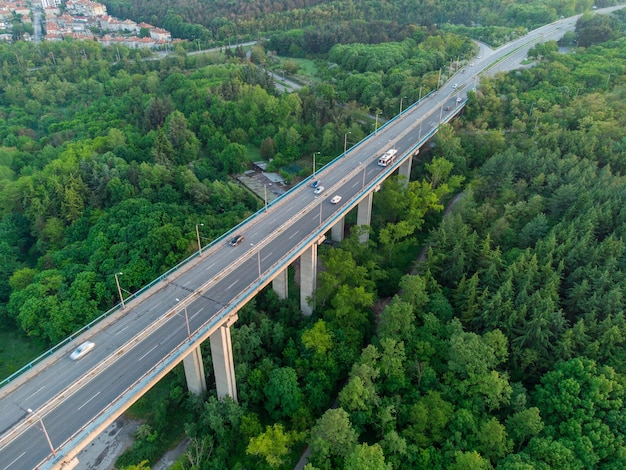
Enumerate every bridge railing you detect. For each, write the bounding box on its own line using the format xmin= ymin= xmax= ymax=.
xmin=0 ymin=90 xmax=438 ymax=389
xmin=37 ymin=97 xmax=452 ymax=467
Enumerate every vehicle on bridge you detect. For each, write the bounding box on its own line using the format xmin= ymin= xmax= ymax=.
xmin=311 ymin=180 xmax=321 ymax=188
xmin=2 ymin=19 xmax=578 ymax=464
xmin=377 ymin=148 xmax=398 ymax=167
xmin=229 ymin=234 xmax=245 ymax=246
xmin=314 ymin=186 xmax=325 ymax=195
xmin=70 ymin=341 xmax=95 ymax=360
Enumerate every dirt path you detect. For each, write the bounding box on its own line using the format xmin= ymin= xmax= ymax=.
xmin=151 ymin=438 xmax=190 ymax=470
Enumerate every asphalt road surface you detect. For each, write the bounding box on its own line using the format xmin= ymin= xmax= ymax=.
xmin=1 ymin=7 xmax=623 ymax=469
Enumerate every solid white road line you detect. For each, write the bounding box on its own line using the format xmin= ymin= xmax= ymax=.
xmin=78 ymin=391 xmax=101 ymax=411
xmin=138 ymin=345 xmax=158 ymax=362
xmin=4 ymin=451 xmax=26 ymax=469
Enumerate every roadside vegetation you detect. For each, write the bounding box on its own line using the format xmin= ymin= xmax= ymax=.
xmin=0 ymin=15 xmax=475 ymax=358
xmin=1 ymin=1 xmax=626 ymax=469
xmin=101 ymin=0 xmax=619 ymax=47
xmin=130 ymin=10 xmax=626 ymax=469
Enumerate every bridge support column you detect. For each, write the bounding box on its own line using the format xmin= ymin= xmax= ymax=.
xmin=300 ymin=244 xmax=317 ymax=316
xmin=210 ymin=315 xmax=238 ymax=401
xmin=399 ymin=156 xmax=412 ymax=187
xmin=331 ymin=217 xmax=345 ymax=242
xmin=357 ymin=192 xmax=373 ymax=243
xmin=183 ymin=345 xmax=207 ymax=395
xmin=272 ymin=269 xmax=288 ymax=300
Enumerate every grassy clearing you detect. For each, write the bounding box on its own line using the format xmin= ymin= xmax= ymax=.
xmin=246 ymin=143 xmax=261 ymax=162
xmin=288 ymin=57 xmax=318 ymax=76
xmin=0 ymin=329 xmax=47 ymax=381
xmin=278 ymin=56 xmax=320 ymax=86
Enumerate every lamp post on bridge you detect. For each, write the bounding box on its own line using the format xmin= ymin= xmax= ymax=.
xmin=319 ymin=202 xmax=322 ymax=226
xmin=313 ymin=151 xmax=321 ymax=177
xmin=400 ymin=96 xmax=407 ymax=114
xmin=344 ymin=132 xmax=351 ymax=155
xmin=196 ymin=223 xmax=204 ymax=254
xmin=175 ymin=298 xmax=191 ymax=339
xmin=360 ymin=162 xmax=366 ymax=189
xmin=27 ymin=408 xmax=56 ymax=457
xmin=115 ymin=272 xmax=125 ymax=309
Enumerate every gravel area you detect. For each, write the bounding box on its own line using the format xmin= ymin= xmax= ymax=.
xmin=75 ymin=417 xmax=189 ymax=469
xmin=75 ymin=417 xmax=140 ymax=470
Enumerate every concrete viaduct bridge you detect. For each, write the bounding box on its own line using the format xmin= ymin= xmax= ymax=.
xmin=0 ymin=11 xmax=597 ymax=468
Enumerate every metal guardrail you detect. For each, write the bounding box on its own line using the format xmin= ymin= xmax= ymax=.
xmin=0 ymin=90 xmax=437 ymax=390
xmin=40 ymin=226 xmax=334 ymax=467
xmin=24 ymin=91 xmax=449 ymax=467
xmin=1 ymin=5 xmax=576 ymax=390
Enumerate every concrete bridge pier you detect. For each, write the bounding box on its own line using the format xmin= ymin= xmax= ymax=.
xmin=357 ymin=192 xmax=373 ymax=243
xmin=183 ymin=345 xmax=207 ymax=395
xmin=331 ymin=217 xmax=345 ymax=242
xmin=300 ymin=244 xmax=318 ymax=316
xmin=209 ymin=314 xmax=239 ymax=401
xmin=272 ymin=269 xmax=288 ymax=299
xmin=399 ymin=154 xmax=413 ymax=186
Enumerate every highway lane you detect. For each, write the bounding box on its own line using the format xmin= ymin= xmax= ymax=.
xmin=1 ymin=308 xmax=194 ymax=468
xmin=2 ymin=7 xmax=624 ymax=468
xmin=0 ymin=52 xmax=536 ymax=470
xmin=0 ymin=107 xmax=425 ymax=468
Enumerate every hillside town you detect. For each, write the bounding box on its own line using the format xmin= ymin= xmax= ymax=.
xmin=0 ymin=0 xmax=173 ymax=49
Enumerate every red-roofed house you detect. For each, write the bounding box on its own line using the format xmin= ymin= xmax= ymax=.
xmin=150 ymin=28 xmax=171 ymax=41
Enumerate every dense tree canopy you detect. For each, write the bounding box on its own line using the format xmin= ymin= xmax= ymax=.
xmin=3 ymin=4 xmax=626 ymax=470
xmin=0 ymin=42 xmax=312 ymax=346
xmin=101 ymin=0 xmax=617 ymax=44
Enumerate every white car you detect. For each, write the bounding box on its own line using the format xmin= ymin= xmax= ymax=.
xmin=453 ymin=83 xmax=458 ymax=89
xmin=330 ymin=195 xmax=342 ymax=204
xmin=314 ymin=186 xmax=325 ymax=195
xmin=456 ymin=97 xmax=462 ymax=103
xmin=70 ymin=341 xmax=95 ymax=360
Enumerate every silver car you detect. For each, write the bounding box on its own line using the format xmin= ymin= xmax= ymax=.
xmin=70 ymin=341 xmax=95 ymax=360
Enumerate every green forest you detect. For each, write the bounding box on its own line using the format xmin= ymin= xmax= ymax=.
xmin=100 ymin=0 xmax=618 ymax=45
xmin=2 ymin=1 xmax=626 ymax=469
xmin=0 ymin=14 xmax=483 ymax=352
